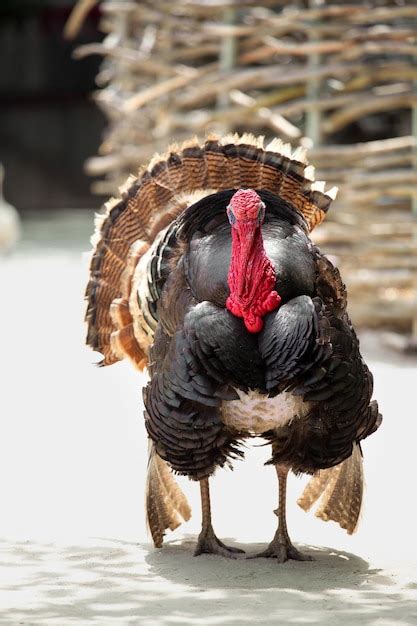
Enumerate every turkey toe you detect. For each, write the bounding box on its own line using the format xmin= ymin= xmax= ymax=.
xmin=194 ymin=531 xmax=245 ymax=558
xmin=248 ymin=541 xmax=314 ymax=563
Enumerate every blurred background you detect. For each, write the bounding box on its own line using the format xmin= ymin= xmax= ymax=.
xmin=1 ymin=2 xmax=417 ymax=622
xmin=0 ymin=0 xmax=104 ymax=210
xmin=1 ymin=0 xmax=416 ymax=338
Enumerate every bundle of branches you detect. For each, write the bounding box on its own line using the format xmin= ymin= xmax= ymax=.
xmin=312 ymin=136 xmax=417 ymax=331
xmin=74 ymin=0 xmax=417 ymax=335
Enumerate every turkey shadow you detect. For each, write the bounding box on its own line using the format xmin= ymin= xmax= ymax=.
xmin=145 ymin=534 xmax=381 ymax=592
xmin=143 ymin=537 xmax=416 ymax=625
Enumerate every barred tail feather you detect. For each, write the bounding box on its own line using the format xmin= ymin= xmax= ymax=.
xmin=146 ymin=441 xmax=192 ymax=548
xmin=297 ymin=443 xmax=363 ymax=535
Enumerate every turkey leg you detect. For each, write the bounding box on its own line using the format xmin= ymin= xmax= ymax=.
xmin=194 ymin=477 xmax=245 ymax=558
xmin=248 ymin=465 xmax=313 ymax=562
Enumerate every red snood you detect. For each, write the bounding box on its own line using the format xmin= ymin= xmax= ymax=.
xmin=226 ymin=222 xmax=281 ymax=332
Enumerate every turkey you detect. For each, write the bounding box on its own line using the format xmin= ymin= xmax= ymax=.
xmin=0 ymin=164 xmax=20 ymax=254
xmin=85 ymin=134 xmax=381 ymax=561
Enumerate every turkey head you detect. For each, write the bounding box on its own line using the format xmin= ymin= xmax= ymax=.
xmin=226 ymin=189 xmax=281 ymax=333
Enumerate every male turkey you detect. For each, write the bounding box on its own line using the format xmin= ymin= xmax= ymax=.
xmin=85 ymin=134 xmax=381 ymax=561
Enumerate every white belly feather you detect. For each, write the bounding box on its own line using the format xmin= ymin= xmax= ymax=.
xmin=221 ymin=389 xmax=309 ymax=435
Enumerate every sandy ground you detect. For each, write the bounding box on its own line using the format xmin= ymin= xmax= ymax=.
xmin=0 ymin=212 xmax=416 ymax=625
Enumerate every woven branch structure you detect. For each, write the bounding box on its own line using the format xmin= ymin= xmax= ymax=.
xmin=77 ymin=0 xmax=417 ymax=333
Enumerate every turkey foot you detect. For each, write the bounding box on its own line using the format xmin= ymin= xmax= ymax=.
xmin=194 ymin=526 xmax=245 ymax=558
xmin=195 ymin=477 xmax=245 ymax=558
xmin=248 ymin=531 xmax=313 ymax=562
xmin=248 ymin=464 xmax=313 ymax=563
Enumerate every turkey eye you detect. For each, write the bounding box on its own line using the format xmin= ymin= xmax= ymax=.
xmin=227 ymin=206 xmax=236 ymax=225
xmin=258 ymin=202 xmax=265 ymax=223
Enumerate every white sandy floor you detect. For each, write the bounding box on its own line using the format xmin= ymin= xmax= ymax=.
xmin=0 ymin=215 xmax=416 ymax=625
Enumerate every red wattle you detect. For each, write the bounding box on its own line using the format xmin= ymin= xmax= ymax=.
xmin=226 ymin=218 xmax=281 ymax=333
xmin=244 ymin=314 xmax=263 ymax=333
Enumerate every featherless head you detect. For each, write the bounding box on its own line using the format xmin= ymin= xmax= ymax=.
xmin=226 ymin=188 xmax=281 ymax=333
xmin=227 ymin=189 xmax=265 ymax=225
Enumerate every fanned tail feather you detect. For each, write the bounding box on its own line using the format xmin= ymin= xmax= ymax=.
xmin=85 ymin=134 xmax=337 ymax=367
xmin=146 ymin=441 xmax=192 ymax=548
xmin=297 ymin=443 xmax=363 ymax=535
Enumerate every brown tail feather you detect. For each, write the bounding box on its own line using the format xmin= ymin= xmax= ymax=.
xmin=146 ymin=441 xmax=192 ymax=548
xmin=85 ymin=133 xmax=337 ymax=366
xmin=297 ymin=443 xmax=364 ymax=535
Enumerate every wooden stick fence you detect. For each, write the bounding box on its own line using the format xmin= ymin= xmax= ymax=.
xmin=73 ymin=0 xmax=417 ymax=337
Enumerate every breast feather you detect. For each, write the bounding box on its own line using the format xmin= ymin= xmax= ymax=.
xmin=221 ymin=389 xmax=309 ymax=435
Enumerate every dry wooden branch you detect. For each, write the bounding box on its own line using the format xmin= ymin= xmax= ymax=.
xmin=64 ymin=0 xmax=98 ymax=40
xmin=324 ymin=94 xmax=417 ymax=133
xmin=177 ymin=62 xmax=364 ymax=110
xmin=123 ymin=72 xmax=200 ymax=112
xmin=229 ymin=90 xmax=301 ymax=138
xmin=74 ymin=44 xmax=189 ymax=78
xmin=311 ymin=136 xmax=416 ymax=160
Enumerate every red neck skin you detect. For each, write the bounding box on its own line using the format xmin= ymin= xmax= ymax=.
xmin=226 ymin=220 xmax=281 ymax=332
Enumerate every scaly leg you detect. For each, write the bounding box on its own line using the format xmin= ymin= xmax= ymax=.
xmin=194 ymin=477 xmax=245 ymax=558
xmin=249 ymin=465 xmax=313 ymax=562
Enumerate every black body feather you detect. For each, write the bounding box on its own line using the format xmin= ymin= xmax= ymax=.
xmin=143 ymin=189 xmax=380 ymax=479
